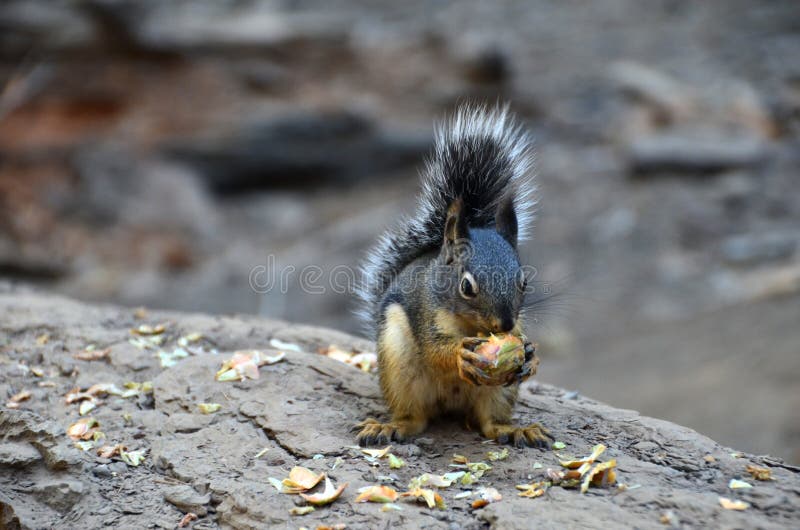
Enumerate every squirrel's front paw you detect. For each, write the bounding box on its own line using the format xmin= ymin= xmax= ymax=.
xmin=458 ymin=348 xmax=495 ymax=386
xmin=514 ymin=340 xmax=539 ymax=385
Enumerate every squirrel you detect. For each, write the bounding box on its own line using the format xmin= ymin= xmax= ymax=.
xmin=354 ymin=104 xmax=552 ymax=448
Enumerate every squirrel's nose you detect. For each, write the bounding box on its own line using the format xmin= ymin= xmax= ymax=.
xmin=496 ymin=316 xmax=515 ymax=333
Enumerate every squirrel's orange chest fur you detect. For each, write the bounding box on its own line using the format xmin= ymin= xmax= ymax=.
xmin=377 ymin=303 xmax=517 ymax=427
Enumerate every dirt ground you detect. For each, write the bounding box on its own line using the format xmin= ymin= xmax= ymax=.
xmin=2 ymin=286 xmax=799 ymax=529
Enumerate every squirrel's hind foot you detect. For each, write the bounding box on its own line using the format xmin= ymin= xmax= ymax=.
xmin=484 ymin=422 xmax=554 ymax=449
xmin=354 ymin=417 xmax=425 ymax=446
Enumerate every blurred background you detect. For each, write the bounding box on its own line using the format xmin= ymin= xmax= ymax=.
xmin=1 ymin=1 xmax=798 ymax=463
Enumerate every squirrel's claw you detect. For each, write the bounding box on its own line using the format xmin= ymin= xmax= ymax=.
xmin=490 ymin=423 xmax=554 ymax=449
xmin=461 ymin=337 xmax=486 ymax=350
xmin=458 ymin=349 xmax=493 ymax=386
xmin=355 ymin=418 xmax=406 ymax=446
xmin=523 ymin=340 xmax=536 ymax=361
xmin=514 ymin=340 xmax=539 ymax=385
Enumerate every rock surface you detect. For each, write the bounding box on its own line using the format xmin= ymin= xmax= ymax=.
xmin=1 ymin=288 xmax=799 ymax=529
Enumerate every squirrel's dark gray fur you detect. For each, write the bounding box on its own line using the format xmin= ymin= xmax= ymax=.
xmin=356 ymin=104 xmax=536 ymax=334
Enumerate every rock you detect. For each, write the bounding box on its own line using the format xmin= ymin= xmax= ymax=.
xmin=0 ymin=493 xmax=21 ymax=530
xmin=72 ymin=146 xmax=218 ymax=237
xmin=32 ymin=480 xmax=85 ymax=512
xmin=1 ymin=292 xmax=800 ymax=529
xmin=163 ymin=413 xmax=214 ymax=434
xmin=628 ymin=133 xmax=768 ymax=174
xmin=609 ymin=61 xmax=694 ymax=120
xmin=109 ymin=341 xmax=156 ymax=372
xmin=0 ymin=1 xmax=96 ymax=54
xmin=0 ymin=442 xmax=41 ymax=467
xmin=164 ymin=109 xmax=429 ymax=193
xmin=108 ymin=462 xmax=127 ymax=475
xmin=0 ymin=409 xmax=79 ymax=470
xmin=92 ymin=464 xmax=112 ymax=478
xmin=720 ymin=233 xmax=796 ymax=266
xmin=89 ymin=2 xmax=343 ymax=52
xmin=455 ymin=36 xmax=511 ymax=85
xmin=163 ymin=484 xmax=211 ymax=516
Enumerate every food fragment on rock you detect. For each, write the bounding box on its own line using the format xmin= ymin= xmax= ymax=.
xmin=36 ymin=333 xmax=50 ymax=345
xmin=120 ymin=448 xmax=147 ymax=466
xmin=381 ymin=503 xmax=403 ymax=512
xmin=552 ymin=441 xmax=566 ymax=450
xmin=450 ymin=455 xmax=492 ymax=479
xmin=74 ymin=440 xmax=94 ymax=451
xmin=554 ymin=443 xmax=618 ymax=493
xmin=454 ymin=491 xmax=473 ymax=499
xmin=388 ymin=453 xmax=405 ymax=469
xmin=703 ymin=455 xmax=716 ymax=463
xmin=360 ymin=446 xmax=392 ymax=459
xmin=560 ymin=444 xmax=606 ymax=469
xmin=442 ymin=471 xmax=466 ymax=484
xmin=73 ymin=347 xmax=111 ymax=361
xmin=409 ymin=474 xmax=454 ymax=489
xmin=516 ymin=481 xmax=548 ymax=498
xmin=123 ymin=381 xmax=153 ymax=395
xmin=471 ymin=487 xmax=501 ymax=509
xmin=745 ymin=465 xmax=772 ymax=481
xmin=719 ymin=497 xmax=749 ymax=511
xmin=5 ymin=390 xmax=31 ymax=408
xmin=79 ymin=401 xmax=97 ymax=416
xmin=289 ymin=506 xmax=316 ymax=515
xmin=319 ymin=345 xmax=378 ymax=373
xmin=400 ymin=488 xmax=445 ymax=509
xmin=254 ymin=448 xmax=269 ymax=459
xmin=268 ymin=477 xmax=284 ymax=492
xmin=355 ymin=485 xmax=399 ymax=503
xmin=177 ymin=332 xmax=204 ymax=347
xmin=452 ymin=454 xmax=469 ymax=465
xmin=159 ymin=348 xmax=189 ymax=368
xmin=460 ymin=472 xmax=476 ymax=485
xmin=178 ymin=512 xmax=198 ymax=527
xmin=299 ymin=476 xmax=348 ymax=506
xmin=96 ymin=444 xmax=125 ymax=459
xmin=270 ymin=338 xmax=303 ymax=352
xmin=67 ymin=417 xmax=99 ymax=440
xmin=280 ymin=467 xmax=325 ymax=493
xmin=580 ymin=459 xmax=617 ymax=493
xmin=197 ymin=403 xmax=221 ymax=414
xmin=65 ymin=381 xmax=150 ymax=408
xmin=728 ymin=478 xmax=753 ymax=489
xmin=130 ymin=323 xmax=167 ymax=336
xmin=487 ymin=448 xmax=509 ymax=461
xmin=660 ymin=510 xmax=679 ymax=526
xmin=215 ymin=350 xmax=285 ymax=381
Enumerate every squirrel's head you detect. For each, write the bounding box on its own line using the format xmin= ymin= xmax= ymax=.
xmin=437 ymin=198 xmax=526 ymax=334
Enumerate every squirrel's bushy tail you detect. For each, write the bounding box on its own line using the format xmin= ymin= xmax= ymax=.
xmin=356 ymin=104 xmax=536 ymax=332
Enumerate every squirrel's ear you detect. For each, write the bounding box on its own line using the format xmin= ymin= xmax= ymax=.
xmin=443 ymin=199 xmax=469 ymax=262
xmin=495 ymin=194 xmax=518 ymax=248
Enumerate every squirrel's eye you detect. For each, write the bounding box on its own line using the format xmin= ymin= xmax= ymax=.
xmin=459 ymin=272 xmax=478 ymax=299
xmin=516 ymin=270 xmax=528 ymax=292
